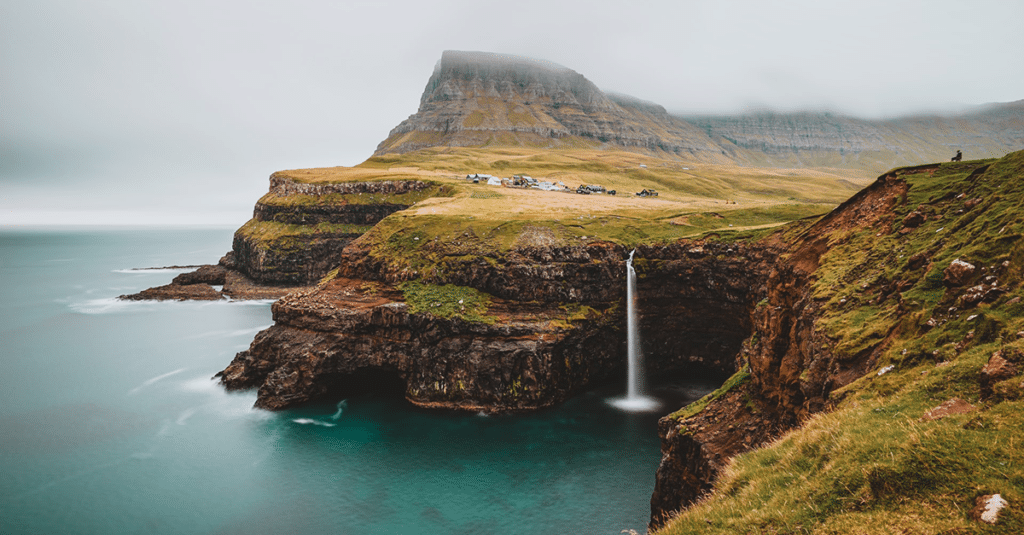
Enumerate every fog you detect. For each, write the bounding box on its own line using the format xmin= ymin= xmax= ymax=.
xmin=2 ymin=0 xmax=1022 ymax=225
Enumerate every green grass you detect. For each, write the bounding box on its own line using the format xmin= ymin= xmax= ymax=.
xmin=357 ymin=146 xmax=867 ymax=204
xmin=398 ymin=280 xmax=495 ymax=324
xmin=668 ymin=364 xmax=751 ymax=424
xmin=656 ymin=151 xmax=1024 ymax=534
xmin=236 ymin=219 xmax=372 ymax=244
xmin=663 ymin=392 xmax=1024 ymax=534
xmin=257 ymin=183 xmax=455 ymax=208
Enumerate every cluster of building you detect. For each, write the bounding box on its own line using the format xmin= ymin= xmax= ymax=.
xmin=463 ymin=173 xmax=657 ymax=197
xmin=464 ymin=173 xmax=567 ymax=191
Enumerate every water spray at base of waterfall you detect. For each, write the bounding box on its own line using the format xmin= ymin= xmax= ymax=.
xmin=608 ymin=249 xmax=661 ymax=413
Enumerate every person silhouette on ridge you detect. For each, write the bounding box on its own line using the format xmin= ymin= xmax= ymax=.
xmin=951 ymin=149 xmax=963 ymax=162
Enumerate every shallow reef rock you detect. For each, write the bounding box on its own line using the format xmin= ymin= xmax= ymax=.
xmin=118 ymin=263 xmax=308 ymax=302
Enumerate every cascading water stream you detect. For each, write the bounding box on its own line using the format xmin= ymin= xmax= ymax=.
xmin=609 ymin=249 xmax=660 ymax=412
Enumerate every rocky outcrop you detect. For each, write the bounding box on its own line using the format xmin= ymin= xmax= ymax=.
xmin=119 ymin=282 xmax=223 ymax=301
xmin=217 ymin=279 xmax=623 ymax=411
xmin=118 ymin=263 xmax=308 ymax=301
xmin=217 ymin=239 xmax=778 ymax=412
xmin=227 ymin=177 xmax=441 ymax=286
xmin=227 ymin=228 xmax=362 ymax=286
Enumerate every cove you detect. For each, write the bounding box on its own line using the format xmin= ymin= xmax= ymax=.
xmin=0 ymin=227 xmax=720 ymax=535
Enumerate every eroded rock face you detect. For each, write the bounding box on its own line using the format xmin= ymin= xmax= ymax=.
xmin=229 ymin=230 xmax=360 ymax=286
xmin=217 ymin=241 xmax=776 ymax=413
xmin=649 ymin=169 xmax=915 ymax=530
xmin=650 ymin=384 xmax=789 ymax=528
xmin=218 ymin=279 xmax=623 ymax=411
xmin=228 ymin=178 xmax=435 ymax=286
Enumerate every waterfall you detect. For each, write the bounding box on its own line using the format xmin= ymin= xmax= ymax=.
xmin=626 ymin=249 xmax=644 ymax=398
xmin=610 ymin=249 xmax=660 ymax=412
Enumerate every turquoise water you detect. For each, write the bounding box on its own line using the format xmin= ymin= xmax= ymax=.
xmin=0 ymin=228 xmax=714 ymax=534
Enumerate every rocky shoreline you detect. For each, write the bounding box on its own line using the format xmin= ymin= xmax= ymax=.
xmin=119 ymin=262 xmax=309 ymax=302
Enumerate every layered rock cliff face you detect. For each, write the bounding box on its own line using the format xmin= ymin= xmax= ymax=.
xmin=218 ymin=238 xmax=778 ymax=412
xmin=224 ymin=175 xmax=444 ymax=286
xmin=648 ymin=168 xmax=913 ymax=528
xmin=685 ymin=101 xmax=1024 ymax=174
xmin=648 ymin=153 xmax=1024 ymax=530
xmin=374 ymin=50 xmax=731 ymax=161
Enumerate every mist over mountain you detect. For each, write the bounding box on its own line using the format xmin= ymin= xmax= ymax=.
xmin=375 ymin=51 xmax=1024 ymax=175
xmin=685 ymin=101 xmax=1024 ymax=172
xmin=374 ymin=51 xmax=733 ymax=163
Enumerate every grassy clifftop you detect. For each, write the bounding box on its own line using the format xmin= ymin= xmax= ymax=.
xmin=245 ymin=146 xmax=863 ymax=283
xmin=657 ymin=151 xmax=1024 ymax=533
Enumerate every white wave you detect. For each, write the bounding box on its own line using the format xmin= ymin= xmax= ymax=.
xmin=112 ymin=267 xmax=198 ymax=274
xmin=292 ymin=418 xmax=336 ymax=427
xmin=128 ymin=368 xmax=188 ymax=395
xmin=179 ymin=375 xmax=270 ymax=421
xmin=222 ymin=298 xmax=278 ymax=306
xmin=69 ymin=296 xmax=274 ymax=315
xmin=181 ymin=375 xmax=220 ymax=393
xmin=330 ymin=400 xmax=348 ymax=420
xmin=70 ymin=297 xmax=170 ymax=314
xmin=185 ymin=324 xmax=272 ymax=340
xmin=176 ymin=407 xmax=198 ymax=425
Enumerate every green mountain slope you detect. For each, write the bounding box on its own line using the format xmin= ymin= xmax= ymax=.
xmin=655 ymin=151 xmax=1024 ymax=534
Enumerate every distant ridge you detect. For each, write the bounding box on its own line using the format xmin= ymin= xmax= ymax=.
xmin=685 ymin=101 xmax=1024 ymax=172
xmin=375 ymin=51 xmax=1024 ymax=175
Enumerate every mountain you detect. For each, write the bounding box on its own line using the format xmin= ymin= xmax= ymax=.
xmin=376 ymin=51 xmax=1024 ymax=176
xmin=686 ymin=101 xmax=1024 ymax=173
xmin=374 ymin=50 xmax=733 ymax=163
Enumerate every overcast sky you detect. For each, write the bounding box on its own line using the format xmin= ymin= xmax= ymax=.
xmin=3 ymin=0 xmax=1022 ymax=225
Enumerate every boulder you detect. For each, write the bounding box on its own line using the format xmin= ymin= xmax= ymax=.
xmin=901 ymin=210 xmax=926 ymax=229
xmin=980 ymin=350 xmax=1020 ymax=400
xmin=943 ymin=259 xmax=976 ymax=287
xmin=970 ymin=494 xmax=1008 ymax=524
xmin=920 ymin=398 xmax=977 ymax=421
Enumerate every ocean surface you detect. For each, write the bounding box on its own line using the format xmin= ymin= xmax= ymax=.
xmin=0 ymin=227 xmax=716 ymax=535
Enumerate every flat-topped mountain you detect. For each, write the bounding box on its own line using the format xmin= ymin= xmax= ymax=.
xmin=375 ymin=51 xmax=732 ymax=162
xmin=376 ymin=51 xmax=1024 ymax=176
xmin=688 ymin=101 xmax=1024 ymax=172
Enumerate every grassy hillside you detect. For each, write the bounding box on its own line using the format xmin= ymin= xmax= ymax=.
xmin=657 ymin=152 xmax=1024 ymax=533
xmin=274 ymin=147 xmax=868 ymax=272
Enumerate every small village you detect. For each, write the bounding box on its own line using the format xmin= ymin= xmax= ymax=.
xmin=464 ymin=173 xmax=658 ymax=197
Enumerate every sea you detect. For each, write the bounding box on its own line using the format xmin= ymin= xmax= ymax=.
xmin=0 ymin=226 xmax=717 ymax=535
